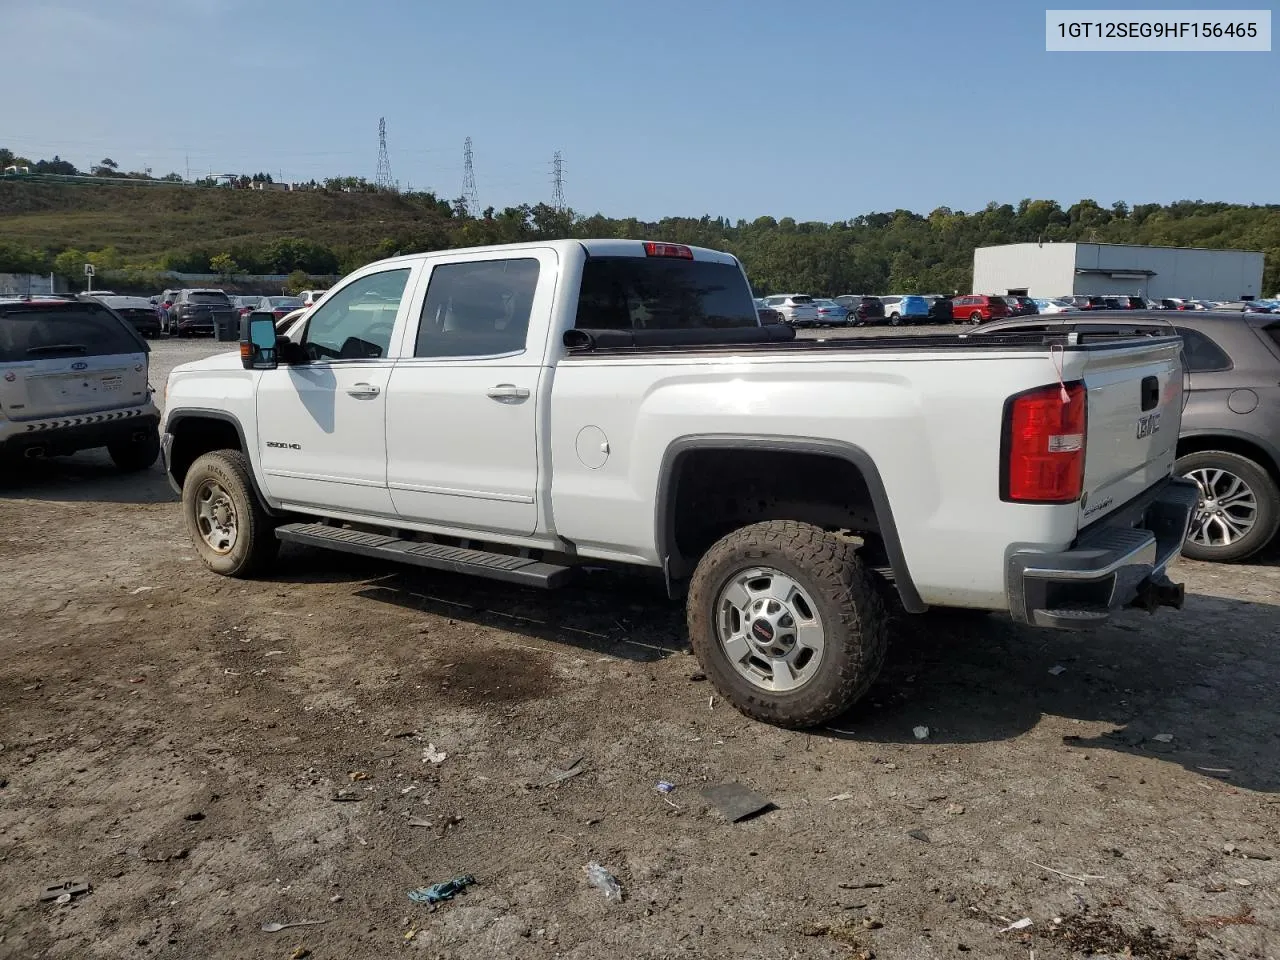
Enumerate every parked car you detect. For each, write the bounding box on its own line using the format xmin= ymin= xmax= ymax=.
xmin=833 ymin=295 xmax=886 ymax=326
xmin=811 ymin=299 xmax=849 ymax=326
xmin=879 ymin=295 xmax=930 ymax=325
xmin=89 ymin=294 xmax=163 ymax=337
xmin=925 ymin=296 xmax=953 ymax=323
xmin=255 ymin=296 xmax=305 ymax=320
xmin=163 ymin=238 xmax=1194 ymax=727
xmin=274 ymin=307 xmax=309 ymax=334
xmin=971 ymin=310 xmax=1280 ymax=562
xmin=168 ymin=289 xmax=236 ymax=337
xmin=760 ymin=294 xmax=819 ymax=326
xmin=231 ymin=296 xmax=262 ymax=319
xmin=1004 ymin=296 xmax=1040 ymax=317
xmin=951 ymin=294 xmax=1009 ymax=323
xmin=0 ymin=297 xmax=161 ymax=468
xmin=297 ymin=289 xmax=328 ymax=308
xmin=1063 ymin=295 xmax=1108 ymax=311
xmin=1031 ymin=298 xmax=1075 ymax=315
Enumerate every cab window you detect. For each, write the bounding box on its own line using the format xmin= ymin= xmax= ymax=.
xmin=301 ymin=268 xmax=410 ymax=361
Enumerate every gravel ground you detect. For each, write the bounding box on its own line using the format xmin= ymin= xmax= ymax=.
xmin=2 ymin=336 xmax=1278 ymax=960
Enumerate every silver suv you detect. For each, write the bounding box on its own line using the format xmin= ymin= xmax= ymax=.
xmin=0 ymin=297 xmax=161 ymax=469
xmin=760 ymin=294 xmax=819 ymax=327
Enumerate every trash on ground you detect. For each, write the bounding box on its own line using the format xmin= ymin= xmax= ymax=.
xmin=688 ymin=672 xmax=706 ymax=682
xmin=330 ymin=790 xmax=363 ymax=802
xmin=290 ymin=948 xmax=311 ymax=960
xmin=183 ymin=811 xmax=205 ymax=821
xmin=421 ymin=744 xmax=448 ymax=765
xmin=702 ymin=782 xmax=775 ymax=822
xmin=913 ymin=725 xmax=930 ymax=740
xmin=1152 ymin=733 xmax=1174 ymax=743
xmin=1048 ymin=665 xmax=1066 ymax=676
xmin=348 ymin=771 xmax=369 ymax=782
xmin=828 ymin=792 xmax=855 ymax=802
xmin=999 ymin=918 xmax=1033 ymax=933
xmin=838 ymin=881 xmax=885 ymax=890
xmin=906 ymin=829 xmax=930 ymax=842
xmin=656 ymin=780 xmax=676 ymax=794
xmin=407 ymin=874 xmax=476 ymax=904
xmin=407 ymin=817 xmax=432 ymax=828
xmin=39 ymin=880 xmax=91 ymax=904
xmin=130 ymin=586 xmax=154 ymax=595
xmin=946 ymin=803 xmax=966 ymax=815
xmin=584 ymin=862 xmax=624 ymax=902
xmin=260 ymin=919 xmax=328 ymax=933
xmin=1233 ymin=878 xmax=1253 ymax=886
xmin=55 ymin=893 xmax=72 ymax=905
xmin=543 ymin=757 xmax=585 ymax=786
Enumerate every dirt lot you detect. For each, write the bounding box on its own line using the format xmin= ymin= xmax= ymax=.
xmin=1 ymin=339 xmax=1278 ymax=960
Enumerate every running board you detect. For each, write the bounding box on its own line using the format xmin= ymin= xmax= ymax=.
xmin=275 ymin=522 xmax=574 ymax=588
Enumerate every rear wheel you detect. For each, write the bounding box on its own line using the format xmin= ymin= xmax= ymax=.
xmin=182 ymin=449 xmax=279 ymax=577
xmin=969 ymin=311 xmax=982 ymax=323
xmin=687 ymin=520 xmax=888 ymax=728
xmin=108 ymin=427 xmax=160 ymax=472
xmin=889 ymin=312 xmax=902 ymax=326
xmin=1177 ymin=450 xmax=1280 ymax=562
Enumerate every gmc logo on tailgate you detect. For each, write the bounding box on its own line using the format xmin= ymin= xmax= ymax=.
xmin=1136 ymin=412 xmax=1161 ymax=439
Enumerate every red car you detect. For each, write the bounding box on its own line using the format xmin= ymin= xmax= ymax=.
xmin=951 ymin=294 xmax=1010 ymax=324
xmin=254 ymin=296 xmax=305 ymax=320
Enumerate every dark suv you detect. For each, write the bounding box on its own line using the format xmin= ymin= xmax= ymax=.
xmin=971 ymin=310 xmax=1280 ymax=561
xmin=834 ymin=295 xmax=886 ymax=326
xmin=168 ymin=289 xmax=236 ymax=337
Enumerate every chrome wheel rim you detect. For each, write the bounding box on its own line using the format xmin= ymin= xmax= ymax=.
xmin=1185 ymin=467 xmax=1257 ymax=548
xmin=195 ymin=479 xmax=238 ymax=554
xmin=714 ymin=567 xmax=825 ymax=693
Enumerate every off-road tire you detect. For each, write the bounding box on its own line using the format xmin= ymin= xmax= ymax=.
xmin=182 ymin=449 xmax=279 ymax=578
xmin=687 ymin=520 xmax=889 ymax=728
xmin=108 ymin=427 xmax=161 ymax=472
xmin=1176 ymin=450 xmax=1280 ymax=562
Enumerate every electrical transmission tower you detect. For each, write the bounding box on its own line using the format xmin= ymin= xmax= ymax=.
xmin=462 ymin=137 xmax=478 ymax=214
xmin=551 ymin=151 xmax=565 ymax=212
xmin=375 ymin=117 xmax=394 ymax=190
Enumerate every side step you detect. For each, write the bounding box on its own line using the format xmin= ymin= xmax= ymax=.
xmin=275 ymin=522 xmax=574 ymax=589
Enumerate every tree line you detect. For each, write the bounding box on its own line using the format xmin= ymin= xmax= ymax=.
xmin=2 ymin=146 xmax=1277 ymax=295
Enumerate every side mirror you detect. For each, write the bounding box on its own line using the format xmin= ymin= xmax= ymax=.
xmin=240 ymin=312 xmax=279 ymax=369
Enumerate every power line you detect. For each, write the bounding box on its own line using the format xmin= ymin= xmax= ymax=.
xmin=462 ymin=136 xmax=478 ymax=214
xmin=375 ymin=117 xmax=394 ymax=190
xmin=551 ymin=150 xmax=565 ymax=212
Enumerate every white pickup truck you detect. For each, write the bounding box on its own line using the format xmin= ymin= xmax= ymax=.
xmin=162 ymin=239 xmax=1198 ymax=727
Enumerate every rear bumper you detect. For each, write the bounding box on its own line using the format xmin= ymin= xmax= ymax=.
xmin=1007 ymin=477 xmax=1200 ymax=629
xmin=1 ymin=403 xmax=160 ymax=457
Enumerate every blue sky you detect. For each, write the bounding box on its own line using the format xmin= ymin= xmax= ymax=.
xmin=3 ymin=0 xmax=1274 ymax=221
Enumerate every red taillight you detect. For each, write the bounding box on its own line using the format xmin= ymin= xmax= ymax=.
xmin=643 ymin=241 xmax=694 ymax=259
xmin=1003 ymin=382 xmax=1086 ymax=503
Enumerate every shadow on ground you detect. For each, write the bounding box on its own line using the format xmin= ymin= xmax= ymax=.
xmin=0 ymin=454 xmax=174 ymax=504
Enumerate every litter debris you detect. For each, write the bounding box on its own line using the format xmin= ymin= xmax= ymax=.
xmin=1048 ymin=665 xmax=1066 ymax=676
xmin=1152 ymin=734 xmax=1174 ymax=744
xmin=260 ymin=919 xmax=328 ymax=933
xmin=421 ymin=744 xmax=448 ymax=765
xmin=702 ymin=783 xmax=774 ymax=823
xmin=946 ymin=803 xmax=966 ymax=816
xmin=348 ymin=771 xmax=369 ymax=782
xmin=264 ymin=650 xmax=285 ymax=657
xmin=838 ymin=881 xmax=885 ymax=890
xmin=912 ymin=725 xmax=930 ymax=740
xmin=183 ymin=812 xmax=205 ymax=822
xmin=130 ymin=586 xmax=154 ymax=595
xmin=407 ymin=874 xmax=476 ymax=905
xmin=330 ymin=790 xmax=363 ymax=802
xmin=1232 ymin=878 xmax=1253 ymax=887
xmin=1025 ymin=860 xmax=1105 ymax=884
xmin=407 ymin=817 xmax=432 ymax=828
xmin=128 ymin=676 xmax=146 ymax=683
xmin=828 ymin=792 xmax=855 ymax=802
xmin=54 ymin=893 xmax=72 ymax=905
xmin=141 ymin=848 xmax=189 ymax=864
xmin=584 ymin=862 xmax=624 ymax=902
xmin=999 ymin=918 xmax=1033 ymax=933
xmin=290 ymin=948 xmax=311 ymax=960
xmin=906 ymin=829 xmax=930 ymax=842
xmin=542 ymin=757 xmax=585 ymax=787
xmin=688 ymin=672 xmax=706 ymax=682
xmin=656 ymin=780 xmax=676 ymax=794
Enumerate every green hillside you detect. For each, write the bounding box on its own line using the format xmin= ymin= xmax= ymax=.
xmin=1 ymin=177 xmax=1278 ymax=295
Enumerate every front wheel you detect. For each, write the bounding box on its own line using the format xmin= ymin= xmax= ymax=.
xmin=1177 ymin=450 xmax=1280 ymax=562
xmin=969 ymin=311 xmax=983 ymax=324
xmin=888 ymin=312 xmax=902 ymax=326
xmin=687 ymin=520 xmax=888 ymax=728
xmin=182 ymin=449 xmax=279 ymax=577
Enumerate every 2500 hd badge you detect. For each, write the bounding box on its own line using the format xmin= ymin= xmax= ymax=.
xmin=265 ymin=441 xmax=301 ymax=450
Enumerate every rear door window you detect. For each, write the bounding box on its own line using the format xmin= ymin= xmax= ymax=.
xmin=416 ymin=258 xmax=540 ymax=358
xmin=1174 ymin=327 xmax=1232 ymax=372
xmin=0 ymin=306 xmax=141 ymax=361
xmin=575 ymin=257 xmax=757 ymax=330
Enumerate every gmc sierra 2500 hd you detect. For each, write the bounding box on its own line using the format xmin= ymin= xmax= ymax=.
xmin=162 ymin=239 xmax=1197 ymax=727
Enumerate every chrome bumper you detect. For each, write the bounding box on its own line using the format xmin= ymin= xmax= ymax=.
xmin=1008 ymin=477 xmax=1200 ymax=629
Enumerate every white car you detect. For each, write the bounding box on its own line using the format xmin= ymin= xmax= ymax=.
xmin=1031 ymin=298 xmax=1076 ymax=314
xmin=162 ymin=239 xmax=1196 ymax=728
xmin=297 ymin=289 xmax=328 ymax=308
xmin=759 ymin=294 xmax=818 ymax=326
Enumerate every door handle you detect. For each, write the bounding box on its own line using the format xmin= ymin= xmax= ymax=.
xmin=486 ymin=384 xmax=530 ymax=401
xmin=346 ymin=383 xmax=381 ymax=399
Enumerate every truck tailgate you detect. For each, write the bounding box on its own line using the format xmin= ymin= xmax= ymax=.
xmin=1079 ymin=337 xmax=1183 ymax=525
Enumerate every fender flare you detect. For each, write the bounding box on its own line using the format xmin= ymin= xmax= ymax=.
xmin=654 ymin=435 xmax=926 ymax=613
xmin=165 ymin=408 xmax=278 ymax=515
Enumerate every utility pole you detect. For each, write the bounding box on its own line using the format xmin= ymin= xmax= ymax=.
xmin=462 ymin=137 xmax=478 ymax=215
xmin=551 ymin=151 xmax=565 ymax=212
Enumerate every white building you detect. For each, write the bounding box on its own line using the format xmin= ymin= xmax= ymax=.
xmin=972 ymin=242 xmax=1264 ymax=301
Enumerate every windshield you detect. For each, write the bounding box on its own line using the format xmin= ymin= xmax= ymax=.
xmin=0 ymin=307 xmax=141 ymax=361
xmin=268 ymin=297 xmax=303 ymax=308
xmin=575 ymin=256 xmax=757 ymax=330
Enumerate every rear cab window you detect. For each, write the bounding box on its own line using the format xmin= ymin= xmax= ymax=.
xmin=575 ymin=257 xmax=757 ymax=331
xmin=0 ymin=304 xmax=144 ymax=361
